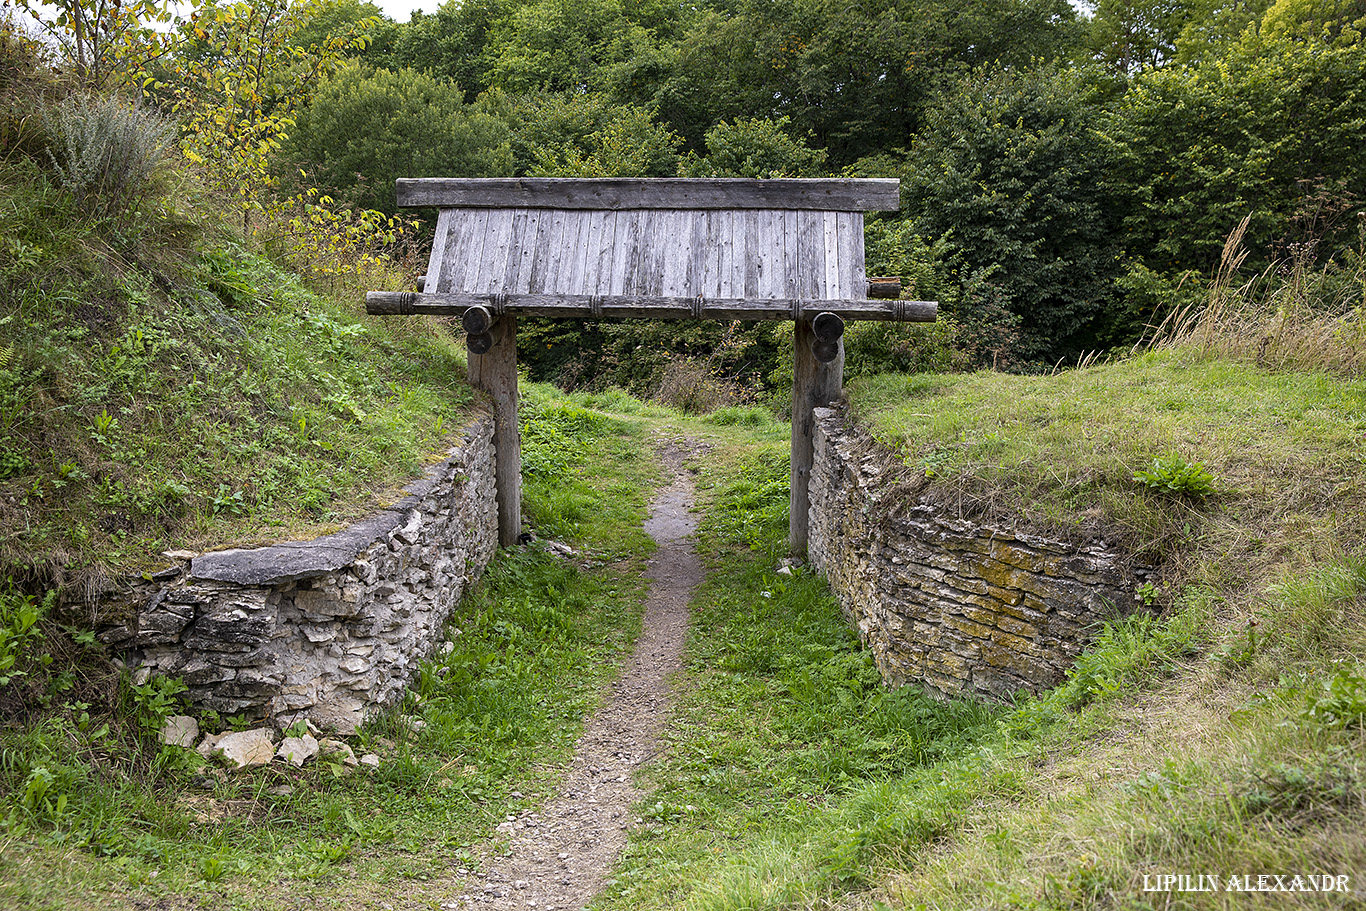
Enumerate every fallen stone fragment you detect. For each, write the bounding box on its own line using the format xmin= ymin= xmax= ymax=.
xmin=159 ymin=715 xmax=199 ymax=749
xmin=213 ymin=729 xmax=278 ymax=769
xmin=319 ymin=738 xmax=358 ymax=766
xmin=196 ymin=732 xmax=224 ymax=758
xmin=359 ymin=753 xmax=381 ymax=768
xmin=275 ymin=734 xmax=320 ymax=767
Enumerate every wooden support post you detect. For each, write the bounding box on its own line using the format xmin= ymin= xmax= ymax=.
xmin=467 ymin=316 xmax=521 ymax=547
xmin=790 ymin=318 xmax=844 ymax=558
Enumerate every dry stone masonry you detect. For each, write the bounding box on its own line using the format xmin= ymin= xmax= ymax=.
xmin=808 ymin=407 xmax=1150 ymax=700
xmin=99 ymin=417 xmax=498 ymax=732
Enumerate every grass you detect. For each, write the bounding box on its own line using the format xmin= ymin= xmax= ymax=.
xmin=0 ymin=389 xmax=660 ymax=910
xmin=847 ymin=353 xmax=1366 ymax=584
xmin=589 ymin=403 xmax=1366 ymax=911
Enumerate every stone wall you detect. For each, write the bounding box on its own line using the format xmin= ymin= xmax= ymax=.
xmin=98 ymin=416 xmax=498 ymax=732
xmin=808 ymin=407 xmax=1150 ymax=700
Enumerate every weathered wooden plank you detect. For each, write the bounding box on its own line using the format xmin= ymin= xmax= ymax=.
xmin=397 ymin=177 xmax=901 ymax=212
xmin=460 ymin=208 xmax=491 ymax=294
xmin=367 ymin=291 xmax=937 ymax=322
xmin=660 ymin=210 xmax=691 ymax=297
xmin=425 ymin=208 xmax=453 ymax=293
xmin=638 ymin=210 xmax=665 ymax=297
xmin=505 ymin=208 xmax=535 ymax=293
xmin=822 ymin=211 xmax=840 ymax=300
xmin=836 ymin=211 xmax=864 ymax=299
xmin=563 ymin=209 xmax=589 ymax=294
xmin=790 ymin=318 xmax=843 ymax=557
xmin=698 ymin=210 xmax=720 ymax=299
xmin=480 ymin=209 xmax=515 ymax=295
xmin=439 ymin=208 xmax=475 ymax=293
xmin=527 ymin=206 xmax=560 ymax=292
xmin=781 ymin=209 xmax=800 ymax=299
xmin=796 ymin=210 xmax=822 ymax=300
xmin=609 ymin=210 xmax=633 ymax=296
xmin=716 ymin=210 xmax=736 ymax=298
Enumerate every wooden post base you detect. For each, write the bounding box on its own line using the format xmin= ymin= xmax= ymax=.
xmin=790 ymin=318 xmax=844 ymax=557
xmin=467 ymin=316 xmax=521 ymax=547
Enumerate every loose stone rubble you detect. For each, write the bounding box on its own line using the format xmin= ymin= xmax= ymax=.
xmin=809 ymin=407 xmax=1154 ymax=699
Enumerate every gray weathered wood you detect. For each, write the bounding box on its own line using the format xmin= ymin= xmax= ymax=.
xmin=467 ymin=316 xmax=521 ymax=547
xmin=366 ymin=291 xmax=938 ymax=322
xmin=790 ymin=319 xmax=844 ymax=557
xmin=397 ymin=177 xmax=901 ymax=212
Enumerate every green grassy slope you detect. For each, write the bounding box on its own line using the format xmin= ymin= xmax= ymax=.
xmin=0 ymin=155 xmax=475 ymax=588
xmin=595 ymin=348 xmax=1366 ymax=911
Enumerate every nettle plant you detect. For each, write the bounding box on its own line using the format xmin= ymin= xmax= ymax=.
xmin=1133 ymin=451 xmax=1217 ymax=498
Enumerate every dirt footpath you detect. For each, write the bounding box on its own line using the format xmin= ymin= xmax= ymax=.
xmin=444 ymin=437 xmax=705 ymax=911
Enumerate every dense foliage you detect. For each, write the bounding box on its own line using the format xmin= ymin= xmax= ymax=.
xmin=7 ymin=0 xmax=1366 ymax=377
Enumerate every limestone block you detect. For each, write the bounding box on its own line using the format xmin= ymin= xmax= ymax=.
xmin=159 ymin=715 xmax=199 ymax=749
xmin=276 ymin=734 xmax=319 ymax=767
xmin=213 ymin=729 xmax=277 ymax=769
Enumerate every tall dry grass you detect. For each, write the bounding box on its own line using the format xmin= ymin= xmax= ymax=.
xmin=1148 ymin=214 xmax=1366 ymax=376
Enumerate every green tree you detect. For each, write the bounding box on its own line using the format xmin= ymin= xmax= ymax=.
xmin=654 ymin=0 xmax=1083 ymax=164
xmin=679 ymin=117 xmax=827 ymax=178
xmin=364 ymin=0 xmax=510 ymax=101
xmin=289 ymin=64 xmax=513 ymax=215
xmin=1102 ymin=22 xmax=1366 ymax=276
xmin=11 ymin=0 xmax=174 ymax=90
xmin=480 ymin=90 xmax=680 ymax=178
xmin=172 ymin=0 xmax=375 ymax=228
xmin=904 ymin=65 xmax=1128 ymax=363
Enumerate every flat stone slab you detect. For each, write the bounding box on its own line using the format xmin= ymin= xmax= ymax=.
xmin=190 ymin=451 xmax=461 ymax=586
xmin=213 ymin=729 xmax=278 ymax=769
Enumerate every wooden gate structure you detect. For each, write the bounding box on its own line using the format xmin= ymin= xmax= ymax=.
xmin=365 ymin=177 xmax=936 ymax=555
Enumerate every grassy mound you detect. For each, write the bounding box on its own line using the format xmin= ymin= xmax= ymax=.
xmin=0 ymin=49 xmax=474 ymax=594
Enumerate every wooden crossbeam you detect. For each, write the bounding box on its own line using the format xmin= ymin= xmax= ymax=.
xmin=397 ymin=177 xmax=901 ymax=212
xmin=365 ymin=291 xmax=938 ymax=323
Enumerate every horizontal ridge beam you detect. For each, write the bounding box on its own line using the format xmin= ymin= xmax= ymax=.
xmin=395 ymin=178 xmax=901 ymax=212
xmin=366 ymin=291 xmax=937 ymax=322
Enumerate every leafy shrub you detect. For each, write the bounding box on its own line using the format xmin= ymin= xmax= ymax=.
xmin=1132 ymin=451 xmax=1217 ymax=497
xmin=45 ymin=94 xmax=175 ymax=219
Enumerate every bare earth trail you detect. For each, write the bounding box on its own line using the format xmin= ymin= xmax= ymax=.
xmin=445 ymin=437 xmax=705 ymax=911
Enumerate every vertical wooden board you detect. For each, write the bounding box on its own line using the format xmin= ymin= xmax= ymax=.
xmin=504 ymin=208 xmax=535 ymax=293
xmin=660 ymin=210 xmax=690 ymax=297
xmin=724 ymin=210 xmax=742 ymax=297
xmin=525 ymin=208 xmax=556 ymax=293
xmin=756 ymin=211 xmax=784 ymax=298
xmin=439 ymin=208 xmax=477 ymax=291
xmin=546 ymin=209 xmax=572 ymax=294
xmin=578 ymin=210 xmax=604 ymax=295
xmin=561 ymin=209 xmax=588 ymax=294
xmin=460 ymin=208 xmax=490 ymax=293
xmin=743 ymin=209 xmax=762 ymax=299
xmin=795 ymin=210 xmax=822 ymax=300
xmin=699 ymin=210 xmax=721 ymax=298
xmin=425 ymin=208 xmax=453 ymax=292
xmin=836 ymin=211 xmax=865 ymax=299
xmin=588 ymin=210 xmax=615 ymax=296
xmin=480 ymin=209 xmax=515 ymax=294
xmin=822 ymin=210 xmax=840 ymax=300
xmin=715 ymin=210 xmax=735 ymax=298
xmin=781 ymin=209 xmax=801 ymax=298
xmin=639 ymin=210 xmax=665 ymax=297
xmin=613 ymin=210 xmax=640 ymax=295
